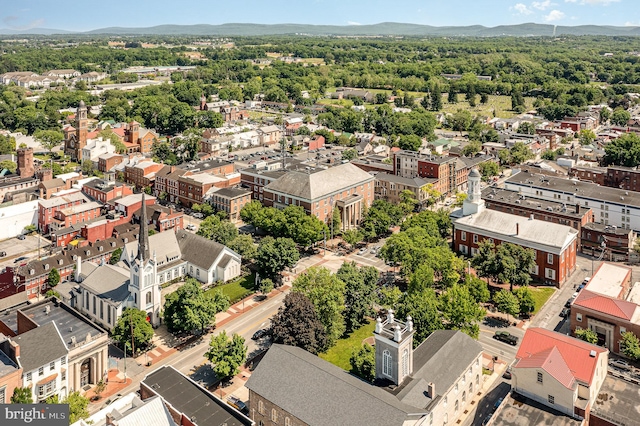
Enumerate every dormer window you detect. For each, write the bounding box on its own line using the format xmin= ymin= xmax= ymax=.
xmin=30 ymin=269 xmax=35 ymax=275
xmin=45 ymin=264 xmax=49 ymax=271
xmin=58 ymin=259 xmax=63 ymax=265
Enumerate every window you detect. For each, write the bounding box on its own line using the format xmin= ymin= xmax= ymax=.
xmin=576 ymin=313 xmax=582 ymax=322
xmin=0 ymin=386 xmax=5 ymax=404
xmin=26 ymin=372 xmax=31 ymax=382
xmin=382 ymin=350 xmax=392 ymax=377
xmin=100 ymin=300 xmax=104 ymax=320
xmin=547 ymin=253 xmax=553 ymax=264
xmin=61 ymin=370 xmax=66 ymax=381
xmin=548 ymin=395 xmax=555 ymax=405
xmin=271 ymin=409 xmax=278 ymax=422
xmin=537 ymin=372 xmax=543 ymax=384
xmin=444 ymin=396 xmax=448 ymax=407
xmin=455 ymin=383 xmax=459 ymax=393
xmin=61 ymin=356 xmax=66 ymax=365
xmin=462 ymin=391 xmax=466 ymax=403
xmin=285 ymin=418 xmax=291 ymax=426
xmin=455 ymin=400 xmax=459 ymax=413
xmin=469 ymin=382 xmax=473 ymax=394
xmin=258 ymin=400 xmax=265 ymax=415
xmin=473 ymin=234 xmax=478 ymax=243
xmin=476 ymin=375 xmax=480 ymax=387
xmin=545 ymin=268 xmax=556 ymax=280
xmin=402 ymin=349 xmax=409 ymax=376
xmin=146 ymin=292 xmax=152 ymax=305
xmin=460 ymin=245 xmax=468 ymax=255
xmin=39 ymin=367 xmax=44 ymax=376
xmin=621 ymin=327 xmax=627 ymax=335
xmin=50 ymin=361 xmax=55 ymax=371
xmin=461 ymin=231 xmax=466 ymax=241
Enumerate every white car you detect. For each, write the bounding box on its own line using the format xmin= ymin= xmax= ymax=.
xmin=186 ymin=224 xmax=196 ymax=231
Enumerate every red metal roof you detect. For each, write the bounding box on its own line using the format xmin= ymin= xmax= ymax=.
xmin=573 ymin=289 xmax=637 ymax=320
xmin=515 ymin=346 xmax=575 ymax=389
xmin=515 ymin=328 xmax=606 ymax=386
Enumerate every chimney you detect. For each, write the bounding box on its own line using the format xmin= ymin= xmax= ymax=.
xmin=45 ymin=305 xmax=50 ymax=315
xmin=427 ymin=382 xmax=436 ymax=399
xmin=516 ymin=223 xmax=519 ymax=235
xmin=575 ymin=203 xmax=580 ymax=214
xmin=529 ymin=214 xmax=534 ymax=220
xmin=75 ymin=256 xmax=82 ymax=282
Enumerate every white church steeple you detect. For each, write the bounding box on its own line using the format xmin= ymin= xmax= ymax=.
xmin=462 ymin=167 xmax=485 ymax=216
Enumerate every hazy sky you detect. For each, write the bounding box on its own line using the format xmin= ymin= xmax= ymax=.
xmin=1 ymin=0 xmax=635 ymax=32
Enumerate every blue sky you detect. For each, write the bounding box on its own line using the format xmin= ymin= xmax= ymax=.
xmin=1 ymin=0 xmax=635 ymax=32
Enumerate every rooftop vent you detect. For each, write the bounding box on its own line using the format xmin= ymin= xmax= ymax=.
xmin=589 ymin=350 xmax=596 ymax=357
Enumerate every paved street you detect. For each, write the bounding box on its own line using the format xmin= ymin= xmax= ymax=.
xmin=0 ymin=233 xmax=51 ymax=269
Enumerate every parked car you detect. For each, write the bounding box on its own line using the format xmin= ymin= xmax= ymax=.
xmin=17 ymin=234 xmax=25 ymax=240
xmin=503 ymin=367 xmax=512 ymax=379
xmin=560 ymin=307 xmax=570 ymax=318
xmin=493 ymin=397 xmax=504 ymax=410
xmin=357 ymin=248 xmax=368 ymax=255
xmin=186 ymin=224 xmax=196 ymax=231
xmin=193 ymin=213 xmax=204 ymax=219
xmin=565 ymin=297 xmax=575 ymax=308
xmin=227 ymin=395 xmax=247 ymax=413
xmin=14 ymin=256 xmax=27 ymax=263
xmin=610 ymin=359 xmax=631 ymax=371
xmin=493 ymin=331 xmax=518 ymax=346
xmin=0 ymin=251 xmax=5 ymax=257
xmin=252 ymin=329 xmax=268 ymax=340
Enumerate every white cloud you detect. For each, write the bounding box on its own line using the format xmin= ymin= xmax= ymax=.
xmin=624 ymin=21 xmax=640 ymax=27
xmin=544 ymin=9 xmax=566 ymax=21
xmin=347 ymin=21 xmax=362 ymax=26
xmin=532 ymin=0 xmax=553 ymax=10
xmin=565 ymin=0 xmax=619 ymax=4
xmin=512 ymin=3 xmax=533 ymax=15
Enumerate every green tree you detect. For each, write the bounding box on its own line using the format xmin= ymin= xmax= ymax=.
xmin=350 ymin=343 xmax=376 ymax=382
xmin=439 ymin=284 xmax=485 ymax=339
xmin=461 ymin=140 xmax=482 ymax=157
xmin=109 ymin=247 xmax=123 ymax=264
xmin=112 ymin=308 xmax=154 ymax=355
xmin=463 ymin=274 xmax=490 ymax=304
xmin=0 ymin=159 xmax=17 ymax=174
xmin=472 ymin=241 xmax=535 ymax=291
xmin=47 ymin=268 xmax=60 ymax=287
xmin=45 ymin=289 xmax=61 ymax=298
xmin=205 ymin=331 xmax=247 ymax=380
xmin=518 ymin=122 xmax=535 ymax=135
xmin=430 ymin=84 xmax=443 ymax=111
xmin=478 ymin=162 xmax=500 ymax=181
xmin=342 ymin=148 xmax=358 ymax=160
xmin=620 ymin=331 xmax=640 ymax=360
xmin=493 ymin=289 xmax=520 ymax=322
xmin=33 ymin=129 xmax=63 ymax=160
xmin=397 ymin=134 xmax=423 ymax=151
xmin=227 ymin=234 xmax=257 ymax=261
xmin=10 ymin=387 xmax=33 ymax=403
xmin=396 ymin=288 xmax=441 ymax=347
xmin=603 ymin=133 xmax=640 ymax=167
xmin=258 ymin=277 xmax=274 ymax=295
xmin=509 ymin=142 xmax=534 ymax=165
xmin=98 ymin=129 xmax=127 ymax=154
xmin=399 ymin=189 xmax=419 ymax=215
xmin=197 ymin=215 xmax=238 ymax=246
xmin=81 ymin=160 xmax=95 ymax=176
xmin=255 ymin=237 xmax=299 ymax=280
xmin=447 ymin=90 xmax=457 ymax=104
xmin=337 ymin=262 xmax=376 ymax=333
xmin=342 ymin=229 xmax=362 ymax=249
xmin=50 ymin=391 xmax=90 ymax=424
xmin=293 ymin=266 xmax=345 ymax=346
xmin=449 ymin=110 xmax=473 ymax=134
xmin=578 ymin=129 xmax=596 ymax=146
xmin=611 ymin=108 xmax=631 ymax=126
xmin=574 ymin=328 xmax=599 ymax=345
xmin=271 ymin=292 xmax=328 ymax=354
xmin=514 ymin=286 xmax=536 ymax=316
xmin=378 ymin=286 xmax=403 ymax=308
xmin=163 ymin=279 xmax=229 ymax=334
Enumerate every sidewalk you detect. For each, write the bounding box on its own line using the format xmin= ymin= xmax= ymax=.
xmin=457 ymin=353 xmax=507 ymax=426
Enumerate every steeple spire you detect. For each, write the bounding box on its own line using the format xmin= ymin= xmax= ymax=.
xmin=137 ymin=192 xmax=150 ymax=262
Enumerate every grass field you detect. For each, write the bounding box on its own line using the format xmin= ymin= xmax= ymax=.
xmin=205 ymin=273 xmax=255 ymax=304
xmin=440 ymin=94 xmax=536 ymax=119
xmin=530 ymin=287 xmax=556 ymax=315
xmin=320 ymin=320 xmax=376 ymax=371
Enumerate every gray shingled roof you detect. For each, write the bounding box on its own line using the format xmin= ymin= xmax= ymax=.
xmin=265 ymin=163 xmax=373 ymax=201
xmin=14 ymin=322 xmax=67 ymax=372
xmin=80 ymin=264 xmax=130 ymax=305
xmin=246 ymin=344 xmax=421 ymax=426
xmin=396 ymin=330 xmax=483 ymax=408
xmin=176 ymin=230 xmax=228 ymax=271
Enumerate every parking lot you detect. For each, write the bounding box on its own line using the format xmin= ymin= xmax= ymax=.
xmin=0 ymin=233 xmax=51 ymax=268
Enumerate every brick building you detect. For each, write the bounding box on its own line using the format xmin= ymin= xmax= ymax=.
xmin=240 ymin=168 xmax=287 ymax=201
xmin=207 ymin=187 xmax=252 ymax=222
xmin=97 ymin=153 xmax=124 ymax=172
xmin=49 ymin=201 xmax=103 ymax=233
xmin=605 ymin=165 xmax=640 ymax=192
xmin=177 ymin=173 xmax=227 ymax=207
xmin=63 ymin=100 xmax=89 ymax=160
xmin=124 ymin=160 xmax=164 ymax=189
xmin=262 ymin=163 xmax=375 ymax=229
xmin=570 ymin=263 xmax=640 ymax=356
xmin=153 ymin=166 xmax=189 ymax=204
xmin=453 ymin=169 xmax=578 ymax=287
xmin=581 ymin=222 xmax=634 ymax=261
xmin=132 ymin=204 xmax=184 ymax=232
xmin=38 ymin=192 xmax=89 ymax=234
xmin=16 ymin=147 xmax=34 ymax=178
xmin=81 ymin=178 xmax=134 ymax=204
xmin=0 ymin=336 xmax=22 ymax=404
xmin=374 ymin=173 xmax=437 ymax=209
xmin=569 ymin=166 xmax=607 ymax=186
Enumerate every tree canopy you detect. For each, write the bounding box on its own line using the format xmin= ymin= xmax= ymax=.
xmin=205 ymin=331 xmax=247 ymax=380
xmin=270 ymin=292 xmax=328 ymax=354
xmin=163 ymin=278 xmax=229 ymax=334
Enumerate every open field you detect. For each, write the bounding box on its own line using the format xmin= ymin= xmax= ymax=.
xmin=320 ymin=320 xmax=376 ymax=371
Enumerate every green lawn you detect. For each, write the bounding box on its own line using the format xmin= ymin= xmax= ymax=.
xmin=530 ymin=287 xmax=556 ymax=315
xmin=320 ymin=320 xmax=376 ymax=371
xmin=205 ymin=273 xmax=255 ymax=304
xmin=440 ymin=94 xmax=536 ymax=119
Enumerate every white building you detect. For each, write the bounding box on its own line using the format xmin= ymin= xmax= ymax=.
xmin=512 ymin=328 xmax=608 ymax=419
xmin=13 ymin=322 xmax=69 ymax=402
xmin=81 ymin=137 xmax=116 ymax=163
xmin=505 ymin=169 xmax=640 ymax=231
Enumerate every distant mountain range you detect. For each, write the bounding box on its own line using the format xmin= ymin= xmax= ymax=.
xmin=1 ymin=22 xmax=640 ymax=37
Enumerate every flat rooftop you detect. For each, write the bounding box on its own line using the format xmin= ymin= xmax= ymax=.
xmin=586 ymin=263 xmax=631 ymax=299
xmin=492 ymin=392 xmax=581 ymax=426
xmin=1 ymin=299 xmax=106 ymax=349
xmin=482 ymin=187 xmax=587 ymax=219
xmin=590 ymin=374 xmax=640 ymax=426
xmin=0 ymin=342 xmax=18 ymax=377
xmin=142 ymin=366 xmax=252 ymax=426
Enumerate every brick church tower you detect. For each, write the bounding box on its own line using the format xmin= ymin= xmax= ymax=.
xmin=17 ymin=147 xmax=35 ymax=178
xmin=64 ymin=100 xmax=88 ymax=160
